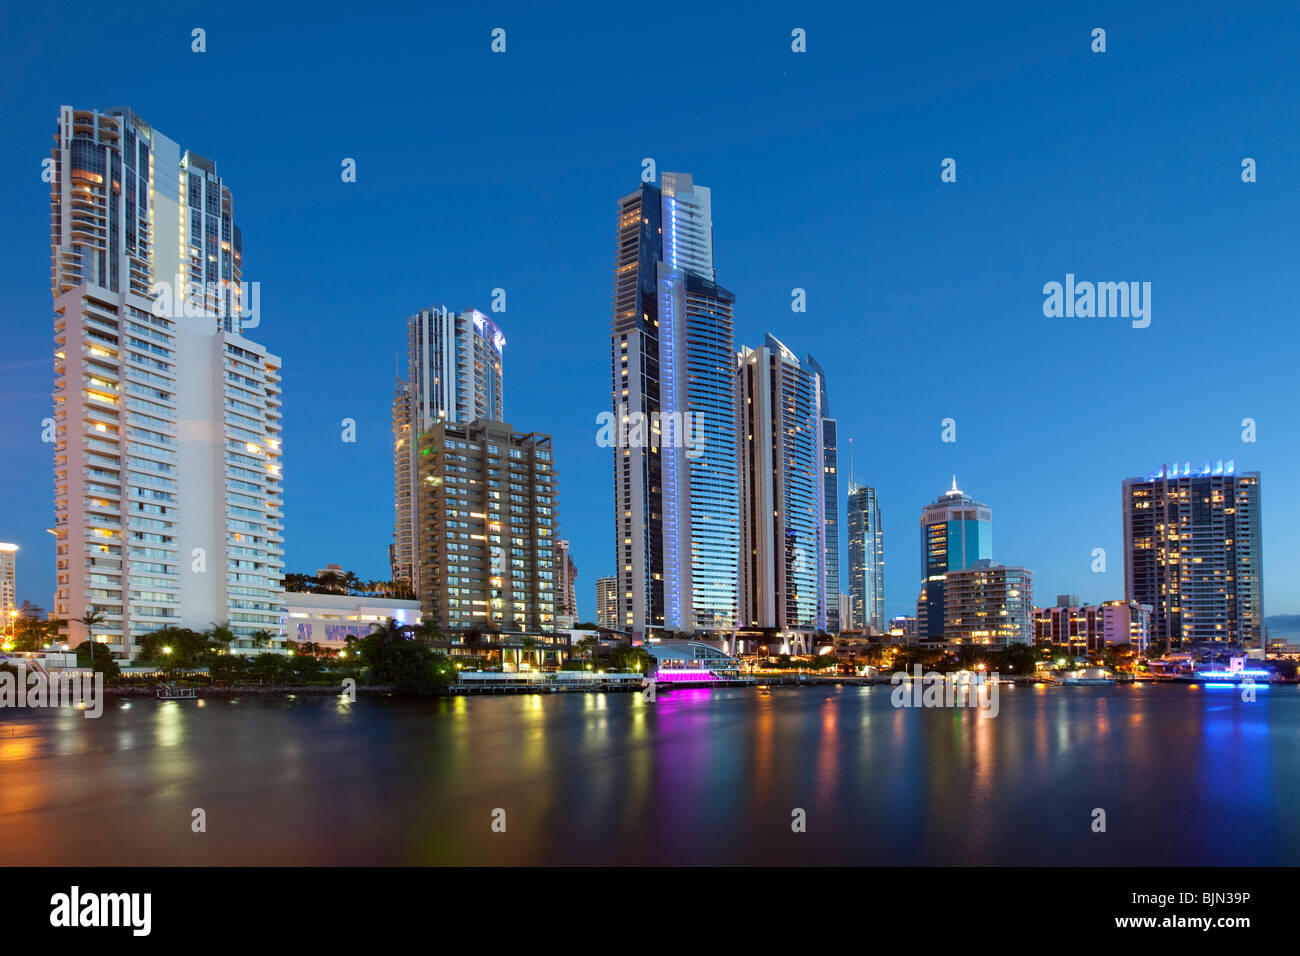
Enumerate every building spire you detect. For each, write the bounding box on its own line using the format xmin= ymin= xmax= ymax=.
xmin=948 ymin=474 xmax=962 ymax=496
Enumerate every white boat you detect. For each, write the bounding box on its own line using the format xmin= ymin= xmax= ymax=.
xmin=1188 ymin=656 xmax=1276 ymax=684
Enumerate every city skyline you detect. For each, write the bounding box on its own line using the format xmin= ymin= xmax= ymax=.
xmin=3 ymin=6 xmax=1299 ymax=626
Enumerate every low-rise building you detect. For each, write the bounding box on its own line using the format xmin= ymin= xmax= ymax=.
xmin=943 ymin=560 xmax=1034 ymax=646
xmin=283 ymin=591 xmax=422 ymax=653
xmin=1034 ymin=599 xmax=1152 ymax=655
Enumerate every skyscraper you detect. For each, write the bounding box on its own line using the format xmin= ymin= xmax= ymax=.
xmin=609 ymin=172 xmax=739 ymax=638
xmin=917 ymin=478 xmax=992 ymax=641
xmin=393 ymin=306 xmax=505 ymax=593
xmin=556 ymin=538 xmax=577 ymax=621
xmin=0 ymin=543 xmax=17 ymax=642
xmin=416 ymin=419 xmax=556 ymax=633
xmin=805 ymin=355 xmax=839 ymax=632
xmin=1123 ymin=463 xmax=1264 ymax=646
xmin=737 ymin=335 xmax=826 ymax=637
xmin=595 ymin=574 xmax=618 ymax=630
xmin=847 ymin=481 xmax=885 ymax=633
xmin=50 ymin=106 xmax=284 ymax=657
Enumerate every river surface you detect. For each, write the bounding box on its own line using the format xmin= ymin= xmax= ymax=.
xmin=1 ymin=682 xmax=1296 ymax=865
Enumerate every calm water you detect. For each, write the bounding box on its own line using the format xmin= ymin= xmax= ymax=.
xmin=1 ymin=683 xmax=1297 ymax=866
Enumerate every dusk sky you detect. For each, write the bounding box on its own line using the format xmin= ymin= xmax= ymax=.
xmin=2 ymin=2 xmax=1297 ymax=622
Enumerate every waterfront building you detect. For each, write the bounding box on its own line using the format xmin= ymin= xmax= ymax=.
xmin=0 ymin=543 xmax=16 ymax=642
xmin=645 ymin=638 xmax=742 ymax=681
xmin=839 ymin=592 xmax=853 ymax=631
xmin=609 ymin=172 xmax=740 ymax=639
xmin=889 ymin=615 xmax=917 ymax=643
xmin=942 ymin=560 xmax=1033 ymax=646
xmin=595 ymin=574 xmax=618 ymax=630
xmin=556 ymin=538 xmax=578 ymax=623
xmin=49 ymin=106 xmax=283 ymax=658
xmin=416 ymin=419 xmax=557 ymax=633
xmin=1122 ymin=463 xmax=1264 ymax=647
xmin=917 ymin=478 xmax=992 ymax=642
xmin=805 ymin=356 xmax=840 ymax=632
xmin=283 ymin=591 xmax=422 ymax=653
xmin=848 ymin=481 xmax=885 ymax=634
xmin=736 ymin=335 xmax=826 ymax=640
xmin=1033 ymin=599 xmax=1152 ymax=655
xmin=392 ymin=306 xmax=506 ymax=594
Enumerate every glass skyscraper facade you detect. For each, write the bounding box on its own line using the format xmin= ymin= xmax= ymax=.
xmin=917 ymin=479 xmax=992 ymax=641
xmin=847 ymin=482 xmax=884 ymax=633
xmin=737 ymin=335 xmax=826 ymax=634
xmin=610 ymin=173 xmax=739 ymax=637
xmin=1123 ymin=463 xmax=1263 ymax=646
xmin=805 ymin=355 xmax=839 ymax=633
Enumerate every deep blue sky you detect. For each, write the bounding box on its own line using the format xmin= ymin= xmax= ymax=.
xmin=2 ymin=2 xmax=1297 ymax=622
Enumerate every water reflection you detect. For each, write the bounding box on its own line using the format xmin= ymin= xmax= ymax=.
xmin=0 ymin=684 xmax=1295 ymax=865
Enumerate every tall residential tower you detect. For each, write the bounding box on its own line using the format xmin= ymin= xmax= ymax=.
xmin=1122 ymin=463 xmax=1263 ymax=646
xmin=50 ymin=106 xmax=283 ymax=657
xmin=917 ymin=478 xmax=991 ymax=641
xmin=609 ymin=173 xmax=739 ymax=638
xmin=416 ymin=419 xmax=556 ymax=633
xmin=805 ymin=355 xmax=839 ymax=633
xmin=737 ymin=335 xmax=827 ymax=639
xmin=392 ymin=306 xmax=505 ymax=593
xmin=847 ymin=481 xmax=885 ymax=633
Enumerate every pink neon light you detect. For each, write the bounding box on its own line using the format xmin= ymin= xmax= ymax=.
xmin=654 ymin=669 xmax=727 ymax=682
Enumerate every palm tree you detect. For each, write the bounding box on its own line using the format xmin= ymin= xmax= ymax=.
xmin=206 ymin=623 xmax=236 ymax=650
xmin=77 ymin=610 xmax=107 ymax=662
xmin=521 ymin=636 xmax=542 ymax=669
xmin=319 ymin=569 xmax=347 ymax=593
xmin=282 ymin=572 xmax=313 ymax=593
xmin=366 ymin=617 xmax=409 ymax=644
xmin=249 ymin=628 xmax=277 ymax=650
xmin=412 ymin=620 xmax=444 ymax=646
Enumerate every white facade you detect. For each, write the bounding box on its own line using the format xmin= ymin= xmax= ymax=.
xmin=0 ymin=544 xmax=16 ymax=640
xmin=595 ymin=574 xmax=618 ymax=630
xmin=736 ymin=335 xmax=827 ymax=634
xmin=50 ymin=106 xmax=283 ymax=658
xmin=283 ymin=592 xmax=423 ymax=651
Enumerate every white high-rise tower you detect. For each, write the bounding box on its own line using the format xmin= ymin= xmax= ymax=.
xmin=50 ymin=106 xmax=284 ymax=657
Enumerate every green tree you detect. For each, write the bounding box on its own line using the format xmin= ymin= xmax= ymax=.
xmin=75 ymin=640 xmax=121 ymax=678
xmin=250 ymin=652 xmax=294 ymax=686
xmin=10 ymin=614 xmax=63 ymax=653
xmin=208 ymin=654 xmax=252 ymax=684
xmin=205 ymin=623 xmax=236 ymax=650
xmin=606 ymin=645 xmax=652 ymax=673
xmin=137 ymin=626 xmax=212 ymax=666
xmin=998 ymin=641 xmax=1038 ymax=675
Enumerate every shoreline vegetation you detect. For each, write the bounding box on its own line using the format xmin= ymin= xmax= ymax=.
xmin=6 ymin=608 xmax=1294 ymax=700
